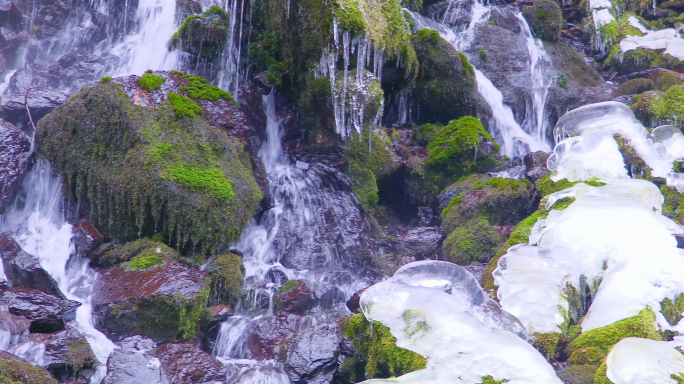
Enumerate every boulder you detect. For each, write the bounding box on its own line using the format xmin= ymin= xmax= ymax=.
xmin=283 ymin=323 xmax=342 ymax=384
xmin=92 ymin=260 xmax=209 ymax=343
xmin=0 ymin=87 xmax=68 ymax=129
xmin=522 ymin=0 xmax=563 ymax=42
xmin=70 ymin=219 xmax=104 ymax=258
xmin=0 ymin=311 xmax=30 ymax=346
xmin=0 ymin=288 xmax=80 ymax=333
xmin=12 ymin=328 xmax=97 ymax=382
xmin=0 ymin=233 xmax=63 ymax=297
xmin=155 ymin=343 xmax=226 ymax=384
xmin=119 ymin=335 xmax=158 ymax=353
xmin=523 ymin=151 xmax=550 ymax=182
xmin=101 ymin=349 xmax=166 ymax=384
xmin=0 ymin=118 xmax=33 ymax=213
xmin=0 ymin=350 xmax=56 ymax=384
xmin=277 ymin=280 xmax=345 ymax=314
xmin=45 ymin=48 xmax=109 ymax=91
xmin=395 ymin=227 xmax=444 ymax=259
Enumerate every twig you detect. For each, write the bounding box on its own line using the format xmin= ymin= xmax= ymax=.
xmin=24 ymin=86 xmax=37 ymax=153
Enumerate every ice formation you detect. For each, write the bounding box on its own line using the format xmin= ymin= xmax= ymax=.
xmin=495 ymin=102 xmax=684 ymax=337
xmin=605 ymin=338 xmax=684 ymax=383
xmin=357 ymin=261 xmax=562 ymax=384
xmin=620 ymin=28 xmax=684 ymax=61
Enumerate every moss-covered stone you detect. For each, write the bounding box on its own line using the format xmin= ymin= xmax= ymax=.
xmin=557 ymin=365 xmax=598 ymax=384
xmin=617 ymin=78 xmax=655 ymax=96
xmin=207 ymin=253 xmax=245 ymax=307
xmin=36 ymin=83 xmax=262 ymax=254
xmin=532 ymin=332 xmax=562 ymax=360
xmin=661 ymin=293 xmax=684 ymax=326
xmin=656 ymin=70 xmax=682 ymax=91
xmin=631 ymin=85 xmax=684 ymax=127
xmin=99 ymin=239 xmax=178 ymax=268
xmin=443 ymin=217 xmax=502 ymax=265
xmin=338 ymin=314 xmax=426 ymax=381
xmin=171 ymin=71 xmax=236 ymax=103
xmin=168 ymin=92 xmax=203 ymax=118
xmin=410 ymin=32 xmax=481 ymax=124
xmin=568 ymin=308 xmax=663 ymax=354
xmin=481 ymin=376 xmax=509 ymax=384
xmin=0 ymin=357 xmax=56 ymax=384
xmin=138 ymin=71 xmax=167 ymax=92
xmin=568 ymin=346 xmax=605 ymax=365
xmin=169 ymin=7 xmax=229 ymax=60
xmin=346 ymin=128 xmax=398 ymax=210
xmin=522 ymin=0 xmax=563 ymax=41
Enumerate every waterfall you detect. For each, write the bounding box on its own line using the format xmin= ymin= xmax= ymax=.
xmin=105 ymin=0 xmax=181 ymax=77
xmin=409 ymin=1 xmax=552 ymax=158
xmin=0 ymin=161 xmax=116 ymax=384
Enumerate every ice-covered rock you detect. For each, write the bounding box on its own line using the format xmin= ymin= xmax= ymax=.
xmin=605 ymin=338 xmax=684 ymax=383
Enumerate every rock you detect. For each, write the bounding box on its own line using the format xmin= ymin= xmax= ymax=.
xmin=0 ymin=350 xmax=56 ymax=384
xmin=12 ymin=328 xmax=97 ymax=382
xmin=0 ymin=233 xmax=63 ymax=297
xmin=284 ymin=323 xmax=342 ymax=384
xmin=617 ymin=78 xmax=655 ymax=96
xmin=8 ymin=67 xmax=33 ymax=95
xmin=92 ymin=261 xmax=209 ymax=343
xmin=169 ymin=11 xmax=229 ymax=60
xmin=45 ymin=48 xmax=108 ymax=91
xmin=0 ymin=118 xmax=33 ymax=213
xmin=522 ymin=0 xmax=563 ymax=41
xmin=0 ymin=288 xmax=80 ymax=333
xmin=557 ymin=364 xmax=597 ymax=384
xmin=277 ymin=280 xmax=345 ymax=314
xmin=416 ymin=206 xmax=438 ymax=226
xmin=523 ymin=151 xmax=550 ymax=182
xmin=345 ymin=287 xmax=368 ymax=313
xmin=395 ymin=226 xmax=444 ymax=259
xmin=0 ymin=311 xmax=30 ymax=345
xmin=70 ymin=219 xmax=103 ymax=258
xmin=206 ymin=253 xmax=245 ymax=307
xmin=119 ymin=335 xmax=158 ymax=353
xmin=101 ymin=349 xmax=166 ymax=384
xmin=0 ymin=88 xmax=69 ymax=129
xmin=207 ymin=304 xmax=234 ymax=322
xmin=438 ymin=186 xmax=471 ymax=211
xmin=155 ymin=343 xmax=226 ymax=384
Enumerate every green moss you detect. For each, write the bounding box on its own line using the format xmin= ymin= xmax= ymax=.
xmin=207 ymin=253 xmax=245 ymax=307
xmin=474 ymin=177 xmax=526 ymax=191
xmin=569 ymin=308 xmax=663 ymax=354
xmin=457 ymin=52 xmax=474 ymax=75
xmin=657 ymin=71 xmax=682 ymax=91
xmin=0 ymin=358 xmax=56 ymax=384
xmin=481 ymin=376 xmax=509 ymax=384
xmin=593 ymin=360 xmax=610 ymax=384
xmin=172 ymin=72 xmax=236 ymax=103
xmin=139 ymin=71 xmax=167 ymax=92
xmin=100 ymin=76 xmax=112 ymax=83
xmin=128 ymin=254 xmax=164 ymax=270
xmin=414 ymin=28 xmax=440 ymax=42
xmin=100 ymin=239 xmax=178 ymax=267
xmin=169 ymin=11 xmax=228 ymax=59
xmin=427 ymin=116 xmax=493 ymax=169
xmin=599 ymin=20 xmax=621 ymax=42
xmin=339 ymin=314 xmax=426 ymax=381
xmin=441 ymin=194 xmax=464 ymax=218
xmin=532 ymin=332 xmax=562 ymax=360
xmin=346 ymin=129 xmax=397 ymax=211
xmin=65 ymin=338 xmax=97 ymax=372
xmin=618 ymin=78 xmax=655 ymax=96
xmin=443 ymin=217 xmax=502 ymax=265
xmin=535 ymin=175 xmax=578 ymax=197
xmin=168 ymin=92 xmax=203 ymax=118
xmin=413 ymin=123 xmax=440 ymax=146
xmin=478 ymin=49 xmax=487 ymax=59
xmin=204 ymin=5 xmax=228 ymax=18
xmin=522 ymin=0 xmax=563 ymax=41
xmin=568 ymin=346 xmax=605 ymax=365
xmin=36 ymin=83 xmax=262 ymax=254
xmin=171 ymin=14 xmax=202 ymax=42
xmin=661 ymin=293 xmax=684 ymax=326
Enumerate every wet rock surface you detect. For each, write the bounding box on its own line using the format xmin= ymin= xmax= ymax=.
xmin=0 ymin=310 xmax=30 ymax=337
xmin=70 ymin=219 xmax=103 ymax=258
xmin=0 ymin=88 xmax=69 ymax=129
xmin=0 ymin=234 xmax=63 ymax=297
xmin=0 ymin=288 xmax=80 ymax=333
xmin=0 ymin=118 xmax=33 ymax=213
xmin=395 ymin=226 xmax=444 ymax=259
xmin=154 ymin=343 xmax=226 ymax=384
xmin=284 ymin=323 xmax=343 ymax=384
xmin=101 ymin=349 xmax=166 ymax=384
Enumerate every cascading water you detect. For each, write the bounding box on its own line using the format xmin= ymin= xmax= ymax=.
xmin=0 ymin=161 xmax=116 ymax=383
xmin=409 ymin=0 xmax=552 ymax=158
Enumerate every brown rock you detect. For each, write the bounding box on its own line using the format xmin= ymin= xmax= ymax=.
xmin=0 ymin=288 xmax=80 ymax=333
xmin=0 ymin=233 xmax=63 ymax=297
xmin=155 ymin=343 xmax=226 ymax=384
xmin=70 ymin=219 xmax=104 ymax=258
xmin=0 ymin=118 xmax=33 ymax=213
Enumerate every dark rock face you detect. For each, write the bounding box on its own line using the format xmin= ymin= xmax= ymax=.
xmin=0 ymin=310 xmax=30 ymax=337
xmin=0 ymin=288 xmax=80 ymax=333
xmin=0 ymin=234 xmax=63 ymax=297
xmin=70 ymin=219 xmax=104 ymax=258
xmin=16 ymin=328 xmax=97 ymax=382
xmin=522 ymin=0 xmax=563 ymax=42
xmin=395 ymin=227 xmax=444 ymax=259
xmin=0 ymin=350 xmax=57 ymax=384
xmin=155 ymin=343 xmax=226 ymax=384
xmin=345 ymin=287 xmax=368 ymax=313
xmin=92 ymin=261 xmax=209 ymax=343
xmin=0 ymin=88 xmax=69 ymax=130
xmin=284 ymin=323 xmax=342 ymax=384
xmin=101 ymin=349 xmax=166 ymax=384
xmin=278 ymin=280 xmax=346 ymax=314
xmin=0 ymin=118 xmax=33 ymax=213
xmin=524 ymin=151 xmax=551 ymax=182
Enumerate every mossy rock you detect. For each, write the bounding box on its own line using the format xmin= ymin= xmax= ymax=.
xmin=139 ymin=71 xmax=167 ymax=92
xmin=662 ymin=184 xmax=684 ymax=224
xmin=207 ymin=253 xmax=245 ymax=307
xmin=36 ymin=82 xmax=262 ymax=254
xmin=557 ymin=364 xmax=598 ymax=384
xmin=443 ymin=217 xmax=502 ymax=265
xmin=631 ymin=85 xmax=684 ymax=127
xmin=656 ymin=70 xmax=682 ymax=91
xmin=337 ymin=314 xmax=426 ymax=382
xmin=169 ymin=7 xmax=229 ymax=59
xmin=568 ymin=308 xmax=663 ymax=354
xmin=568 ymin=346 xmax=605 ymax=365
xmin=531 ymin=332 xmax=562 ymax=361
xmin=661 ymin=293 xmax=684 ymax=326
xmin=522 ymin=0 xmax=563 ymax=42
xmin=543 ymin=41 xmax=602 ymax=88
xmin=99 ymin=239 xmax=178 ymax=268
xmin=0 ymin=355 xmax=56 ymax=384
xmin=410 ymin=31 xmax=480 ymax=124
xmin=346 ymin=128 xmax=398 ymax=210
xmin=617 ymin=78 xmax=654 ymax=96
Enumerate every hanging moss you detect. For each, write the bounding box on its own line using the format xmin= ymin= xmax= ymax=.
xmin=346 ymin=129 xmax=398 ymax=211
xmin=207 ymin=253 xmax=245 ymax=307
xmin=568 ymin=308 xmax=663 ymax=354
xmin=36 ymin=83 xmax=262 ymax=255
xmin=338 ymin=314 xmax=427 ymax=381
xmin=531 ymin=332 xmax=562 ymax=360
xmin=138 ymin=71 xmax=167 ymax=92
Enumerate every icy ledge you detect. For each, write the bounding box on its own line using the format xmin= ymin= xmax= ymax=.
xmin=357 ymin=261 xmax=562 ymax=384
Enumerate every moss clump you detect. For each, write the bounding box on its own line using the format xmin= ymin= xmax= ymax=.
xmin=100 ymin=76 xmax=112 ymax=83
xmin=481 ymin=376 xmax=509 ymax=384
xmin=522 ymin=0 xmax=563 ymax=41
xmin=169 ymin=8 xmax=228 ymax=59
xmin=558 ymin=365 xmax=599 ymax=384
xmin=0 ymin=358 xmax=56 ymax=384
xmin=661 ymin=293 xmax=684 ymax=326
xmin=479 ymin=49 xmax=487 ymax=59
xmin=474 ymin=177 xmax=525 ymax=191
xmin=168 ymin=92 xmax=203 ymax=118
xmin=99 ymin=239 xmax=178 ymax=267
xmin=568 ymin=346 xmax=605 ymax=365
xmin=346 ymin=129 xmax=397 ymax=211
xmin=656 ymin=70 xmax=681 ymax=91
xmin=535 ymin=175 xmax=578 ymax=196
xmin=443 ymin=217 xmax=502 ymax=265
xmin=413 ymin=123 xmax=439 ymax=146
xmin=568 ymin=308 xmax=663 ymax=354
xmin=617 ymin=78 xmax=655 ymax=96
xmin=128 ymin=254 xmax=164 ymax=270
xmin=532 ymin=332 xmax=562 ymax=360
xmin=426 ymin=117 xmax=497 ymax=176
xmin=207 ymin=253 xmax=245 ymax=307
xmin=338 ymin=314 xmax=426 ymax=381
xmin=65 ymin=338 xmax=97 ymax=373
xmin=139 ymin=71 xmax=167 ymax=92
xmin=171 ymin=71 xmax=236 ymax=103
xmin=36 ymin=83 xmax=262 ymax=254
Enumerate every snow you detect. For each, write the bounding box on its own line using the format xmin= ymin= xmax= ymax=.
xmin=606 ymin=338 xmax=684 ymax=383
xmin=620 ymin=28 xmax=684 ymax=61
